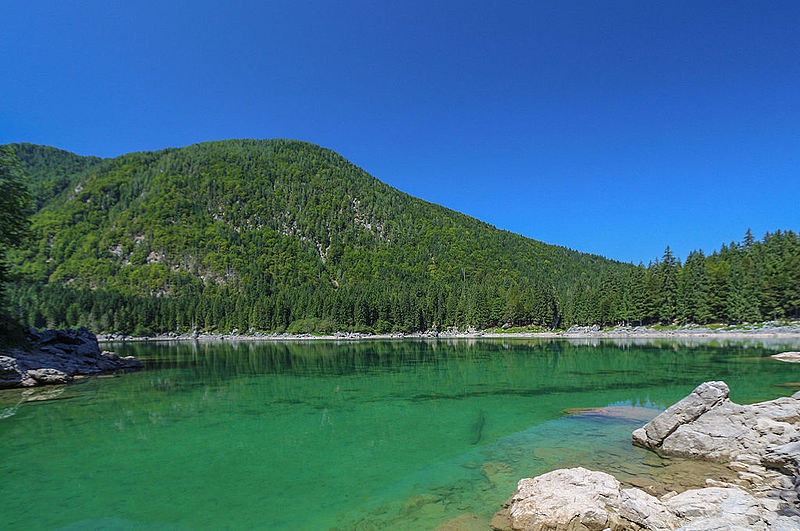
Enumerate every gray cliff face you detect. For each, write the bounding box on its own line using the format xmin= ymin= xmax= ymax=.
xmin=0 ymin=327 xmax=142 ymax=388
xmin=495 ymin=382 xmax=800 ymax=530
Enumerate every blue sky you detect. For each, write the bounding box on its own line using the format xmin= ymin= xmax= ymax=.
xmin=2 ymin=1 xmax=799 ymax=264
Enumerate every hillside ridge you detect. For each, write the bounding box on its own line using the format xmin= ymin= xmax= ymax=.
xmin=5 ymin=139 xmax=795 ymax=335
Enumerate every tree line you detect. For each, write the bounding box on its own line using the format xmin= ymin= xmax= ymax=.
xmin=560 ymin=229 xmax=799 ymax=327
xmin=1 ymin=141 xmax=798 ymax=335
xmin=6 ymin=229 xmax=799 ymax=335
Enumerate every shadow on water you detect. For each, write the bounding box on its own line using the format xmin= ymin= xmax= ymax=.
xmin=470 ymin=409 xmax=486 ymax=445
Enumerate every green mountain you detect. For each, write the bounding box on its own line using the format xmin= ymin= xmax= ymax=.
xmin=8 ymin=139 xmax=796 ymax=335
xmin=5 ymin=139 xmax=629 ymax=333
xmin=9 ymin=143 xmax=102 ymax=210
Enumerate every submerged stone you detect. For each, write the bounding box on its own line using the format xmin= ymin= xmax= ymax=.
xmin=772 ymin=352 xmax=800 ymax=363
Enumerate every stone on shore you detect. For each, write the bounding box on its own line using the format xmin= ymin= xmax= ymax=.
xmin=496 ymin=382 xmax=800 ymax=530
xmin=497 ymin=469 xmax=799 ymax=530
xmin=0 ymin=327 xmax=142 ymax=388
xmin=762 ymin=441 xmax=800 ymax=476
xmin=663 ymin=486 xmax=799 ymax=530
xmin=495 ymin=467 xmax=678 ymax=530
xmin=633 ymin=381 xmax=800 ymax=463
xmin=631 ymin=380 xmax=729 ymax=450
xmin=434 ymin=512 xmax=490 ymax=531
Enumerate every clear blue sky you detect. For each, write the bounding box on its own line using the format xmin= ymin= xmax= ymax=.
xmin=3 ymin=1 xmax=799 ymax=264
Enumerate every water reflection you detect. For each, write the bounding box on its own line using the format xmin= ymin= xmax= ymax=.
xmin=2 ymin=338 xmax=800 ymax=530
xmin=107 ymin=338 xmax=800 ymax=406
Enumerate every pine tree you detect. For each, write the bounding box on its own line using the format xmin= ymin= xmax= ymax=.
xmin=707 ymin=258 xmax=729 ymax=321
xmin=656 ymin=247 xmax=679 ymax=323
xmin=679 ymin=251 xmax=712 ymax=323
xmin=744 ymin=228 xmax=755 ymax=249
xmin=622 ymin=265 xmax=647 ymax=325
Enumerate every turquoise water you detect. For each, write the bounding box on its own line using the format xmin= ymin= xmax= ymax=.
xmin=2 ymin=338 xmax=800 ymax=530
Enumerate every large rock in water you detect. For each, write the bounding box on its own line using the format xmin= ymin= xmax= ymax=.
xmin=633 ymin=381 xmax=800 ymax=462
xmin=631 ymin=381 xmax=730 ymax=450
xmin=496 ymin=468 xmax=800 ymax=530
xmin=500 ymin=467 xmax=678 ymax=530
xmin=495 ymin=382 xmax=800 ymax=530
xmin=0 ymin=327 xmax=142 ymax=388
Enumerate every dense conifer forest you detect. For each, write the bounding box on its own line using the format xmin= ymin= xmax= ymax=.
xmin=2 ymin=140 xmax=798 ymax=335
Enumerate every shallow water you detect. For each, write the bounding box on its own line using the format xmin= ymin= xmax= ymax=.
xmin=2 ymin=338 xmax=800 ymax=530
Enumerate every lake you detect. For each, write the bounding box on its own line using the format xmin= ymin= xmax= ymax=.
xmin=2 ymin=338 xmax=800 ymax=530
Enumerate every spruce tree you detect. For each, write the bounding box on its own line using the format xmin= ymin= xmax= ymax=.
xmin=680 ymin=251 xmax=712 ymax=323
xmin=656 ymin=247 xmax=679 ymax=323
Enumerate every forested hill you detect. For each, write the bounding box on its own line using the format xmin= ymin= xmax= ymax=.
xmin=5 ymin=140 xmax=797 ymax=335
xmin=4 ymin=139 xmax=629 ymax=334
xmin=9 ymin=143 xmax=103 ymax=210
xmin=9 ymin=139 xmax=621 ymax=288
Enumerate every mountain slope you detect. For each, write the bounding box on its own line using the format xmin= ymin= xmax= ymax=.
xmin=11 ymin=139 xmax=624 ymax=289
xmin=6 ymin=139 xmax=631 ymax=333
xmin=7 ymin=143 xmax=103 ymax=210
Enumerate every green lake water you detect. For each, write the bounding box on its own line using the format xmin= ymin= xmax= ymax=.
xmin=3 ymin=338 xmax=800 ymax=530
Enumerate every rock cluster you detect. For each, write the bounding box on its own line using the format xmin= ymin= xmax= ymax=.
xmin=494 ymin=467 xmax=798 ymax=530
xmin=0 ymin=327 xmax=142 ymax=388
xmin=633 ymin=381 xmax=800 ymax=464
xmin=499 ymin=467 xmax=678 ymax=530
xmin=494 ymin=381 xmax=800 ymax=530
xmin=562 ymin=321 xmax=800 ymax=338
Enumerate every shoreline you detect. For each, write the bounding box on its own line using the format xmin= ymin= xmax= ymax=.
xmin=1 ymin=327 xmax=142 ymax=389
xmin=98 ymin=328 xmax=800 ymax=343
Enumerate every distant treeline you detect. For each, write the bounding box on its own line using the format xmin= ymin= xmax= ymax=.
xmin=7 ymin=229 xmax=799 ymax=335
xmin=562 ymin=229 xmax=799 ymax=326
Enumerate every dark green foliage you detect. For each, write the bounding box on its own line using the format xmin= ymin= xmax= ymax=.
xmin=5 ymin=143 xmax=102 ymax=210
xmin=0 ymin=147 xmax=32 ymax=320
xmin=4 ymin=139 xmax=625 ymax=333
xmin=0 ymin=147 xmax=33 ymax=341
xmin=656 ymin=247 xmax=679 ymax=323
xmin=2 ymin=140 xmax=798 ymax=333
xmin=8 ymin=139 xmax=624 ymax=293
xmin=678 ymin=251 xmax=712 ymax=324
xmin=0 ymin=148 xmax=31 ymax=252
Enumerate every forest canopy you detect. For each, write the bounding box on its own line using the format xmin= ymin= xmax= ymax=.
xmin=3 ymin=140 xmax=797 ymax=335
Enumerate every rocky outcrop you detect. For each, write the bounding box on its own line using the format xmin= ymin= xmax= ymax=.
xmin=665 ymin=486 xmax=799 ymax=530
xmin=633 ymin=381 xmax=800 ymax=463
xmin=631 ymin=381 xmax=729 ymax=451
xmin=763 ymin=441 xmax=800 ymax=476
xmin=0 ymin=327 xmax=142 ymax=388
xmin=497 ymin=467 xmax=678 ymax=530
xmin=494 ymin=467 xmax=800 ymax=530
xmin=495 ymin=382 xmax=800 ymax=530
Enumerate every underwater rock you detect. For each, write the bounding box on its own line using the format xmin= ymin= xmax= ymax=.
xmin=434 ymin=512 xmax=490 ymax=531
xmin=772 ymin=352 xmax=800 ymax=363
